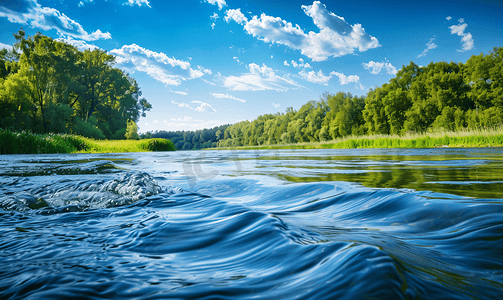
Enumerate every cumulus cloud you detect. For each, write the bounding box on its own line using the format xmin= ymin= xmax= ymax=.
xmin=446 ymin=16 xmax=452 ymax=21
xmin=330 ymin=71 xmax=360 ymax=85
xmin=298 ymin=69 xmax=331 ymax=85
xmin=124 ymin=0 xmax=151 ymax=7
xmin=417 ymin=37 xmax=437 ymax=58
xmin=223 ymin=63 xmax=301 ymax=91
xmin=210 ymin=92 xmax=246 ymax=103
xmin=226 ymin=1 xmax=379 ymax=61
xmin=205 ymin=0 xmax=226 ymax=10
xmin=362 ymin=60 xmax=397 ymax=75
xmin=0 ymin=0 xmax=111 ymax=41
xmin=233 ymin=57 xmax=244 ymax=65
xmin=198 ymin=65 xmax=212 ymax=75
xmin=111 ymin=44 xmax=209 ymax=86
xmin=224 ymin=8 xmax=247 ymax=25
xmin=192 ymin=100 xmax=217 ymax=112
xmin=449 ymin=18 xmax=474 ymax=52
xmin=0 ymin=42 xmax=13 ymax=51
xmin=272 ymin=103 xmax=280 ymax=108
xmin=287 ymin=58 xmax=312 ymax=68
xmin=56 ymin=36 xmax=99 ymax=51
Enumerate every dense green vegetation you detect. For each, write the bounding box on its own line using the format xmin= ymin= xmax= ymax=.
xmin=0 ymin=129 xmax=175 ymax=154
xmin=145 ymin=124 xmax=230 ymax=150
xmin=0 ymin=30 xmax=151 ymax=140
xmin=211 ymin=128 xmax=503 ymax=150
xmin=144 ymin=47 xmax=502 ymax=150
xmin=213 ymin=47 xmax=503 ymax=148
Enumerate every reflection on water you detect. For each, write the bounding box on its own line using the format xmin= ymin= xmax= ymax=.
xmin=1 ymin=148 xmax=503 ymax=299
xmin=230 ymin=148 xmax=503 ymax=199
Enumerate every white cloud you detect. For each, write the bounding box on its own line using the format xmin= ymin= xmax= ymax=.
xmin=224 ymin=8 xmax=247 ymax=25
xmin=417 ymin=37 xmax=437 ymax=58
xmin=227 ymin=1 xmax=379 ymax=61
xmin=0 ymin=42 xmax=13 ymax=51
xmin=152 ymin=119 xmax=159 ymax=124
xmin=210 ymin=92 xmax=246 ymax=103
xmin=0 ymin=0 xmax=111 ymax=41
xmin=362 ymin=60 xmax=397 ymax=75
xmin=192 ymin=100 xmax=217 ymax=112
xmin=211 ymin=23 xmax=216 ymax=29
xmin=56 ymin=36 xmax=99 ymax=51
xmin=124 ymin=0 xmax=151 ymax=7
xmin=233 ymin=57 xmax=244 ymax=65
xmin=111 ymin=44 xmax=208 ymax=86
xmin=171 ymin=100 xmax=194 ymax=109
xmin=449 ymin=18 xmax=474 ymax=52
xmin=78 ymin=0 xmax=94 ymax=7
xmin=446 ymin=16 xmax=452 ymax=21
xmin=172 ymin=91 xmax=188 ymax=95
xmin=298 ymin=69 xmax=331 ymax=85
xmin=210 ymin=12 xmax=219 ymax=20
xmin=287 ymin=58 xmax=312 ymax=69
xmin=205 ymin=0 xmax=226 ymax=10
xmin=272 ymin=103 xmax=280 ymax=108
xmin=198 ymin=65 xmax=212 ymax=75
xmin=223 ymin=63 xmax=301 ymax=91
xmin=330 ymin=71 xmax=360 ymax=85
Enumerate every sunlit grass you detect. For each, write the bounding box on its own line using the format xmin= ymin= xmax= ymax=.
xmin=0 ymin=129 xmax=175 ymax=154
xmin=208 ymin=127 xmax=503 ymax=150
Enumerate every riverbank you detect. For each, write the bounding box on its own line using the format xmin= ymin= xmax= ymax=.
xmin=208 ymin=128 xmax=503 ymax=150
xmin=0 ymin=129 xmax=175 ymax=154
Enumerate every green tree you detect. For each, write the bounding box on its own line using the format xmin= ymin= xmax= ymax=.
xmin=125 ymin=120 xmax=139 ymax=140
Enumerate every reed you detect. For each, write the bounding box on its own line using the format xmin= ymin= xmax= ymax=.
xmin=208 ymin=127 xmax=503 ymax=150
xmin=0 ymin=129 xmax=175 ymax=154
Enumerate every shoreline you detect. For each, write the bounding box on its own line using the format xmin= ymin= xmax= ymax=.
xmin=205 ymin=129 xmax=503 ymax=150
xmin=0 ymin=129 xmax=175 ymax=154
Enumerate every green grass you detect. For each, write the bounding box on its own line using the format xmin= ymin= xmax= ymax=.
xmin=208 ymin=128 xmax=503 ymax=150
xmin=0 ymin=129 xmax=175 ymax=154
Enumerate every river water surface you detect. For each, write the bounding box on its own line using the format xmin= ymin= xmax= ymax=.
xmin=1 ymin=148 xmax=503 ymax=299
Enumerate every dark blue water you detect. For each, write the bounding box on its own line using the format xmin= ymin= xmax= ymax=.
xmin=1 ymin=148 xmax=503 ymax=299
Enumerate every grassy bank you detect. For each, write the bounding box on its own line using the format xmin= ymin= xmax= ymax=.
xmin=208 ymin=128 xmax=503 ymax=150
xmin=0 ymin=129 xmax=176 ymax=154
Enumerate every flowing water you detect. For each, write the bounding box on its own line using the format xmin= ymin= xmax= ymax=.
xmin=1 ymin=148 xmax=503 ymax=299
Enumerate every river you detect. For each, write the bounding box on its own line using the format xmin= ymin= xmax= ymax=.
xmin=1 ymin=148 xmax=503 ymax=299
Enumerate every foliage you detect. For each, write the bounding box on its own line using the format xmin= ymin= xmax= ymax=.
xmin=214 ymin=47 xmax=503 ymax=148
xmin=146 ymin=124 xmax=230 ymax=150
xmin=125 ymin=119 xmax=139 ymax=140
xmin=211 ymin=127 xmax=503 ymax=150
xmin=0 ymin=129 xmax=174 ymax=154
xmin=0 ymin=30 xmax=151 ymax=139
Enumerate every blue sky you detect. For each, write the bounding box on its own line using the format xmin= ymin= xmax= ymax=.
xmin=1 ymin=0 xmax=502 ymax=133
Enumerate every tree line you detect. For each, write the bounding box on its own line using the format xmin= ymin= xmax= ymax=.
xmin=214 ymin=46 xmax=503 ymax=148
xmin=140 ymin=46 xmax=502 ymax=150
xmin=145 ymin=124 xmax=230 ymax=150
xmin=0 ymin=30 xmax=151 ymax=140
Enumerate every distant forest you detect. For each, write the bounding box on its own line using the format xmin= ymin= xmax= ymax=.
xmin=0 ymin=30 xmax=151 ymax=140
xmin=146 ymin=46 xmax=503 ymax=149
xmin=144 ymin=124 xmax=230 ymax=150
